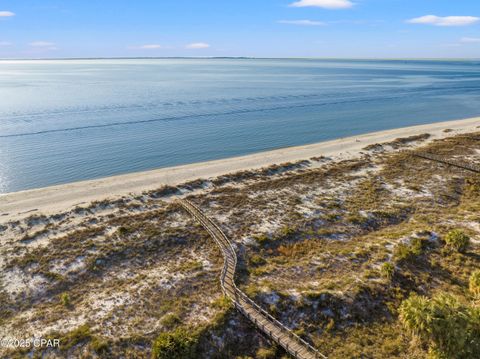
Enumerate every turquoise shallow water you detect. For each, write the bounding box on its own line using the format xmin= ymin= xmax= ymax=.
xmin=0 ymin=58 xmax=479 ymax=193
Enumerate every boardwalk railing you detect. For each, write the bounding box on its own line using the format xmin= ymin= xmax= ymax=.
xmin=178 ymin=199 xmax=327 ymax=359
xmin=410 ymin=152 xmax=480 ymax=174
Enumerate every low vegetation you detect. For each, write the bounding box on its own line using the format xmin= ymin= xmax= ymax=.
xmin=469 ymin=270 xmax=480 ymax=299
xmin=1 ymin=131 xmax=479 ymax=358
xmin=444 ymin=229 xmax=470 ymax=253
xmin=152 ymin=328 xmax=198 ymax=359
xmin=399 ymin=293 xmax=480 ymax=359
xmin=380 ymin=262 xmax=395 ymax=280
xmin=60 ymin=292 xmax=71 ymax=307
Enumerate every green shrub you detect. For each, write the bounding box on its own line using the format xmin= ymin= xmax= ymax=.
xmin=346 ymin=213 xmax=368 ymax=225
xmin=399 ymin=293 xmax=480 ymax=358
xmin=444 ymin=230 xmax=470 ymax=253
xmin=469 ymin=270 xmax=480 ymax=299
xmin=91 ymin=337 xmax=109 ymax=354
xmin=61 ymin=324 xmax=92 ymax=350
xmin=398 ymin=294 xmax=430 ymax=335
xmin=116 ymin=226 xmax=130 ymax=236
xmin=249 ymin=254 xmax=266 ymax=266
xmin=152 ymin=328 xmax=198 ymax=359
xmin=211 ymin=296 xmax=232 ymax=310
xmin=280 ymin=226 xmax=296 ymax=237
xmin=293 ymin=327 xmax=306 ymax=338
xmin=60 ymin=293 xmax=71 ymax=307
xmin=465 ymin=177 xmax=480 ymax=197
xmin=410 ymin=237 xmax=428 ymax=255
xmin=244 ymin=284 xmax=261 ymax=298
xmin=393 ymin=243 xmax=422 ymax=262
xmin=381 ymin=262 xmax=395 ymax=280
xmin=161 ymin=313 xmax=181 ymax=328
xmin=325 ymin=318 xmax=335 ymax=332
xmin=393 ymin=243 xmax=413 ymax=262
xmin=393 ymin=237 xmax=429 ymax=263
xmin=253 ymin=234 xmax=270 ymax=245
xmin=256 ymin=346 xmax=276 ymax=359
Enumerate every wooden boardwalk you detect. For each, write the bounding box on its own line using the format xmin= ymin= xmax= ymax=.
xmin=411 ymin=152 xmax=480 ymax=174
xmin=178 ymin=199 xmax=327 ymax=359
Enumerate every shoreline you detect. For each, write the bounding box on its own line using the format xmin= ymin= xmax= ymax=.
xmin=1 ymin=116 xmax=479 ymax=221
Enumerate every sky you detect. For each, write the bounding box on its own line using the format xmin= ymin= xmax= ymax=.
xmin=0 ymin=0 xmax=479 ymax=59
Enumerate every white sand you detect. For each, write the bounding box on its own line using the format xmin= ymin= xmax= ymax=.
xmin=1 ymin=117 xmax=479 ymax=222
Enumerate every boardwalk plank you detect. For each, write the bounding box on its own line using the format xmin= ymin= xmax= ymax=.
xmin=178 ymin=199 xmax=326 ymax=359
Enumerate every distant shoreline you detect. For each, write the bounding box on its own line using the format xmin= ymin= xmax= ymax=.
xmin=1 ymin=57 xmax=479 ymax=62
xmin=1 ymin=116 xmax=479 ymax=222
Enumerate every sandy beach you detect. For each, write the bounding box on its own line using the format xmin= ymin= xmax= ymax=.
xmin=1 ymin=113 xmax=480 ymax=359
xmin=1 ymin=116 xmax=479 ymax=222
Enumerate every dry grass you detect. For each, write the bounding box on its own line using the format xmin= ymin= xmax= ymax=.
xmin=1 ymin=132 xmax=480 ymax=358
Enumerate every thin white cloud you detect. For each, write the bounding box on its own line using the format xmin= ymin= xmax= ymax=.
xmin=460 ymin=37 xmax=480 ymax=43
xmin=407 ymin=15 xmax=479 ymax=27
xmin=278 ymin=19 xmax=326 ymax=26
xmin=139 ymin=44 xmax=162 ymax=49
xmin=186 ymin=42 xmax=210 ymax=49
xmin=0 ymin=41 xmax=12 ymax=46
xmin=289 ymin=0 xmax=354 ymax=9
xmin=0 ymin=11 xmax=15 ymax=17
xmin=29 ymin=41 xmax=57 ymax=50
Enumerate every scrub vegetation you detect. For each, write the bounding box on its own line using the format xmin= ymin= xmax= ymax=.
xmin=1 ymin=131 xmax=479 ymax=358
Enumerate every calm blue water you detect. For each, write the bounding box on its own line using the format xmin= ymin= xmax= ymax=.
xmin=0 ymin=58 xmax=479 ymax=193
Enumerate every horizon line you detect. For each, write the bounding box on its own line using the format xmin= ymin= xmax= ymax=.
xmin=0 ymin=56 xmax=479 ymax=61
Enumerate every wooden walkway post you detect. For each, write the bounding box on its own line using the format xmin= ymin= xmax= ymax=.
xmin=177 ymin=199 xmax=327 ymax=359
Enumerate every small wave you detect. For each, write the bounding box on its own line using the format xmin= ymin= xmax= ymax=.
xmin=0 ymin=94 xmax=404 ymax=138
xmin=2 ymin=83 xmax=477 ymax=139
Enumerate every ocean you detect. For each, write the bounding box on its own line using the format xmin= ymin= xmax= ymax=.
xmin=0 ymin=58 xmax=479 ymax=193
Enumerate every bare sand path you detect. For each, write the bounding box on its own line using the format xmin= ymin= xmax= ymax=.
xmin=1 ymin=117 xmax=478 ymax=222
